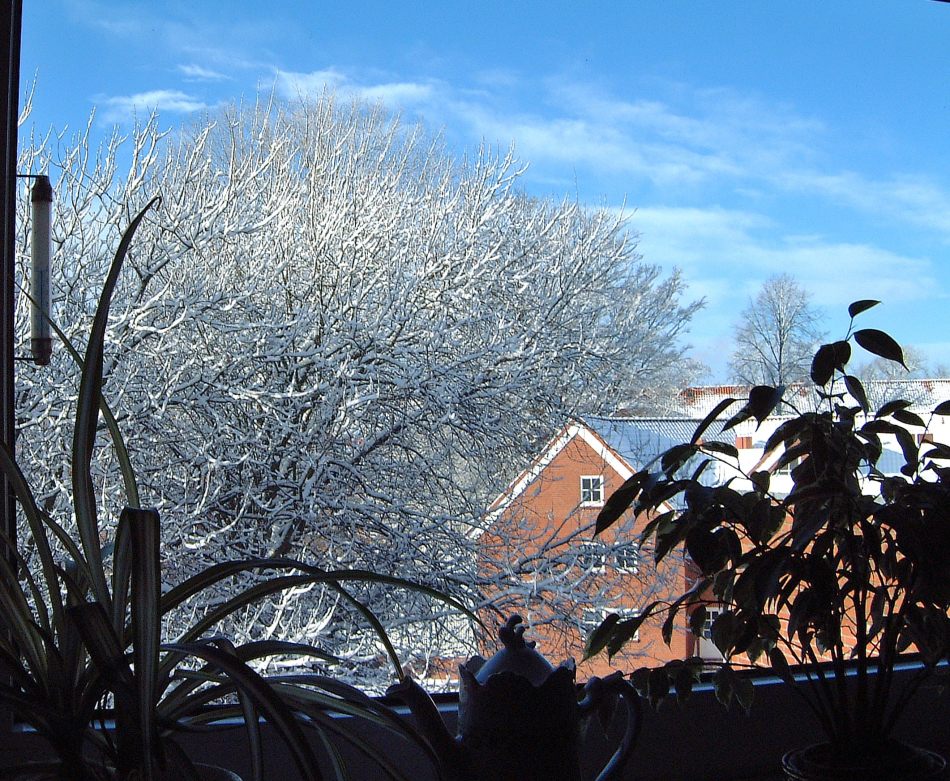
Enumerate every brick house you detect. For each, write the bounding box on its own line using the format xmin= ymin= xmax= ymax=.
xmin=479 ymin=379 xmax=950 ymax=675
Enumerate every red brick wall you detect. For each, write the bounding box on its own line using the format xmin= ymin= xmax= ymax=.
xmin=478 ymin=432 xmax=689 ymax=678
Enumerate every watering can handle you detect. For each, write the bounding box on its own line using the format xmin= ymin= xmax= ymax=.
xmin=580 ymin=673 xmax=643 ymax=781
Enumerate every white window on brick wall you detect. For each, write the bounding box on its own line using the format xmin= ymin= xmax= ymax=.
xmin=582 ymin=608 xmax=640 ymax=642
xmin=575 ymin=540 xmax=606 ymax=573
xmin=580 ymin=475 xmax=604 ymax=506
xmin=612 ymin=544 xmax=640 ymax=573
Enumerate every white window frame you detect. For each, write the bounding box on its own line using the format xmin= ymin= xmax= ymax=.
xmin=580 ymin=474 xmax=605 ymax=506
xmin=575 ymin=540 xmax=606 ymax=573
xmin=612 ymin=544 xmax=640 ymax=573
xmin=581 ymin=608 xmax=641 ymax=642
xmin=699 ymin=606 xmax=724 ymax=661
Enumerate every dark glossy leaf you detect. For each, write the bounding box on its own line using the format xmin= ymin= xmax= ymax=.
xmin=749 ymin=385 xmax=784 ymax=425
xmin=701 ymin=441 xmax=739 ymax=459
xmin=647 ymin=667 xmax=670 ymax=710
xmin=713 ymin=570 xmax=735 ymax=604
xmin=686 ymin=528 xmax=726 ymax=576
xmin=690 ymin=458 xmax=713 ymax=482
xmin=661 ymin=607 xmax=676 ymax=647
xmin=892 ymin=409 xmax=926 ymax=429
xmin=672 ymin=664 xmax=696 ymax=707
xmin=661 ymin=593 xmax=691 ymax=646
xmin=691 ymin=397 xmax=738 ymax=445
xmin=790 ymin=506 xmax=831 ymax=551
xmin=607 ymin=606 xmax=658 ymax=658
xmin=811 ymin=344 xmax=837 ymax=386
xmin=711 ymin=666 xmax=736 ymax=709
xmin=876 ymin=399 xmax=912 ymax=419
xmin=689 ymin=605 xmax=707 ymax=637
xmin=861 ymin=419 xmax=904 ymax=436
xmin=722 ymin=405 xmax=753 ymax=432
xmin=661 ymin=443 xmax=698 ymax=475
xmin=710 ymin=610 xmax=736 ymax=656
xmin=854 ymin=329 xmax=907 ymax=368
xmin=832 ymin=340 xmax=852 ymax=370
xmin=629 ymin=668 xmax=650 ymax=698
xmin=894 ymin=427 xmax=919 ymax=471
xmin=848 ymin=299 xmax=880 ymax=318
xmin=583 ymin=612 xmax=620 ymax=660
xmin=655 ymin=520 xmax=688 ymax=565
xmin=735 ymin=676 xmax=755 ymax=713
xmin=843 ymin=375 xmax=869 ymax=413
xmin=923 ymin=443 xmax=950 ymax=461
xmin=596 ymin=472 xmax=647 ymax=535
xmin=750 ymin=470 xmax=771 ymax=494
xmin=935 ymin=400 xmax=950 ymax=416
xmin=764 ymin=416 xmax=808 ymax=454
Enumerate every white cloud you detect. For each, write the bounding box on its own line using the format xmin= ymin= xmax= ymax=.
xmin=275 ymin=69 xmax=348 ymax=99
xmin=178 ymin=64 xmax=231 ymax=82
xmin=99 ymin=90 xmax=208 ymax=124
xmin=626 ymin=205 xmax=941 ymax=380
xmin=276 ymin=70 xmax=436 ymax=111
xmin=781 ymin=170 xmax=950 ymax=237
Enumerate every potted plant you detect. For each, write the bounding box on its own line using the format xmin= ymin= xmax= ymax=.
xmin=0 ymin=198 xmax=463 ymax=781
xmin=587 ymin=301 xmax=950 ymax=780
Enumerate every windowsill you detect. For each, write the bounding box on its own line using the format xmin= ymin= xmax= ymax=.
xmin=3 ymin=665 xmax=949 ymax=781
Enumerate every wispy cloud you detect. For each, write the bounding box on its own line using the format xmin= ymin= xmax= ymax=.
xmin=275 ymin=69 xmax=437 ymax=111
xmin=99 ymin=89 xmax=208 ymax=124
xmin=626 ymin=205 xmax=940 ymax=377
xmin=178 ymin=64 xmax=232 ymax=82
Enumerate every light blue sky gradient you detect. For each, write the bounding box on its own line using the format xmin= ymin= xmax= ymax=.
xmin=19 ymin=1 xmax=950 ymax=380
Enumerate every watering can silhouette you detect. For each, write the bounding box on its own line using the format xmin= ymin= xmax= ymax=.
xmin=388 ymin=615 xmax=641 ymax=781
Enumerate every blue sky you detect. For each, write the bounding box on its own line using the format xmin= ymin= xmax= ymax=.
xmin=18 ymin=1 xmax=950 ymax=380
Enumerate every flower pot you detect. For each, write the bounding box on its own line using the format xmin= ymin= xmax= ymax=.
xmin=782 ymin=741 xmax=946 ymax=781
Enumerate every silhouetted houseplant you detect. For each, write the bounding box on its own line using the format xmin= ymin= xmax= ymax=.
xmin=0 ymin=198 xmax=461 ymax=781
xmin=588 ymin=301 xmax=950 ymax=779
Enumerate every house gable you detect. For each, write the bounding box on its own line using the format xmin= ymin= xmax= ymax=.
xmin=485 ymin=421 xmax=634 ymax=527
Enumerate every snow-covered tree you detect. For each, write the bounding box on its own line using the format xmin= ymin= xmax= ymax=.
xmin=14 ymin=93 xmax=700 ymax=684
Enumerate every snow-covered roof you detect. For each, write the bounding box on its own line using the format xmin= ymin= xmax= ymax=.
xmin=675 ymin=380 xmax=950 ymax=418
xmin=583 ymin=415 xmax=728 ymax=472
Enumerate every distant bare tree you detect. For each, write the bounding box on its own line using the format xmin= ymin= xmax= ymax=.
xmin=729 ymin=274 xmax=825 ymax=386
xmin=855 ymin=345 xmax=932 ymax=382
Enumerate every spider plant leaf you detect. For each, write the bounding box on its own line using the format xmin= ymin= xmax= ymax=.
xmin=0 ymin=525 xmax=51 ymax=635
xmin=214 ymin=638 xmax=264 ymax=781
xmin=233 ymin=640 xmax=339 ymax=665
xmin=0 ymin=545 xmax=47 ymax=676
xmin=112 ymin=511 xmax=133 ymax=635
xmin=128 ymin=507 xmax=162 ymax=780
xmin=164 ymin=641 xmax=324 ymax=781
xmin=73 ymin=196 xmax=158 ymax=611
xmin=17 ymin=281 xmax=140 ymax=508
xmin=274 ymin=684 xmax=422 ymax=781
xmin=163 ymin=559 xmax=479 ymax=628
xmin=68 ymin=601 xmax=145 ymax=775
xmin=330 ymin=584 xmax=404 ymax=679
xmin=311 ymin=728 xmax=347 ymax=781
xmin=0 ymin=439 xmax=67 ymax=633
